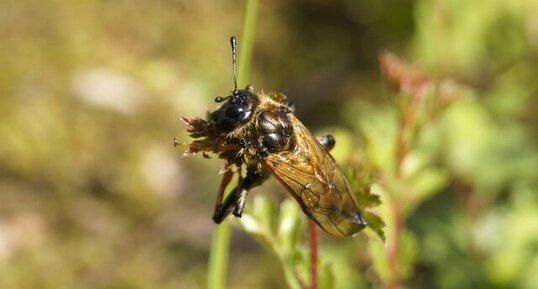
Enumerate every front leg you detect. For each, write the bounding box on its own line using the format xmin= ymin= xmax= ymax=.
xmin=212 ymin=185 xmax=240 ymax=224
xmin=212 ymin=164 xmax=268 ymax=223
xmin=232 ymin=166 xmax=268 ymax=217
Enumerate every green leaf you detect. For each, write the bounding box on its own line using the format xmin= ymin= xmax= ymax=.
xmin=398 ymin=231 xmax=418 ymax=279
xmin=368 ymin=240 xmax=389 ymax=282
xmin=318 ymin=260 xmax=336 ymax=289
xmin=346 ymin=168 xmax=386 ymax=241
xmin=363 ymin=211 xmax=386 ymax=243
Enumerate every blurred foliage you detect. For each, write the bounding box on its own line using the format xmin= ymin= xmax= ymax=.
xmin=1 ymin=1 xmax=538 ymax=289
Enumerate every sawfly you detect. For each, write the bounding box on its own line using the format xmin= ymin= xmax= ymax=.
xmin=177 ymin=36 xmax=366 ymax=237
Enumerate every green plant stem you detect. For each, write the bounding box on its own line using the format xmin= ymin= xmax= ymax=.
xmin=237 ymin=0 xmax=258 ymax=88
xmin=282 ymin=262 xmax=303 ymax=289
xmin=206 ymin=1 xmax=258 ymax=289
xmin=207 ymin=224 xmax=231 ymax=289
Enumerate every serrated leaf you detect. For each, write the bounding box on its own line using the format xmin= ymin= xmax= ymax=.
xmin=346 ymin=168 xmax=386 ymax=241
xmin=363 ymin=211 xmax=386 ymax=242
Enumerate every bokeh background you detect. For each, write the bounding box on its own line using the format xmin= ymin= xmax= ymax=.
xmin=1 ymin=1 xmax=538 ymax=289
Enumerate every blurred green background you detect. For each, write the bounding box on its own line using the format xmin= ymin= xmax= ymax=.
xmin=1 ymin=1 xmax=537 ymax=289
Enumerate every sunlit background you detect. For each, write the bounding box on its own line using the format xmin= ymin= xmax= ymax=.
xmin=1 ymin=1 xmax=537 ymax=289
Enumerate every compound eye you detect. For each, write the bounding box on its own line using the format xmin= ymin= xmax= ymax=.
xmin=224 ymin=105 xmax=245 ymax=118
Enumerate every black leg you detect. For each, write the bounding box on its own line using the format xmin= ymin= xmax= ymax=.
xmin=212 ymin=165 xmax=268 ymax=223
xmin=212 ymin=185 xmax=240 ymax=224
xmin=232 ymin=168 xmax=268 ymax=217
xmin=317 ymin=134 xmax=335 ymax=151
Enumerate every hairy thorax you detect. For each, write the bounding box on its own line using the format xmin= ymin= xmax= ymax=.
xmin=225 ymin=93 xmax=295 ymax=160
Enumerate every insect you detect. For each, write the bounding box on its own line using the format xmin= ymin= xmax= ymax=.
xmin=178 ymin=36 xmax=366 ymax=237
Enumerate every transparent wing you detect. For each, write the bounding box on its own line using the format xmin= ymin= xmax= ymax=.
xmin=263 ymin=115 xmax=366 ymax=237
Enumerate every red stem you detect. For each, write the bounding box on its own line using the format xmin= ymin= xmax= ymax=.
xmin=308 ymin=220 xmax=318 ymax=289
xmin=386 ymin=98 xmax=411 ymax=289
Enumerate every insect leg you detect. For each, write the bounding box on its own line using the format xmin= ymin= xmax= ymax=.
xmin=212 ymin=166 xmax=268 ymax=223
xmin=232 ymin=167 xmax=268 ymax=217
xmin=317 ymin=134 xmax=335 ymax=152
xmin=213 ymin=186 xmax=240 ymax=224
xmin=213 ymin=169 xmax=234 ymax=213
xmin=213 ymin=172 xmax=243 ymax=224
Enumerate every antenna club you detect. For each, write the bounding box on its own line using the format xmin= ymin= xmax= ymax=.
xmin=230 ymin=35 xmax=238 ymax=91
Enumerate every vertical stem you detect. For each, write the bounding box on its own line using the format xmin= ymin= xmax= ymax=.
xmin=308 ymin=221 xmax=318 ymax=289
xmin=386 ymin=97 xmax=411 ymax=289
xmin=206 ymin=1 xmax=258 ymax=289
xmin=237 ymin=0 xmax=258 ymax=88
xmin=207 ymin=224 xmax=231 ymax=289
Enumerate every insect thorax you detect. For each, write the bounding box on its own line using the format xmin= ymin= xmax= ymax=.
xmin=224 ymin=93 xmax=295 ymax=159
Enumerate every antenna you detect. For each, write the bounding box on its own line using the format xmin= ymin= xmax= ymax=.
xmin=230 ymin=36 xmax=238 ymax=91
